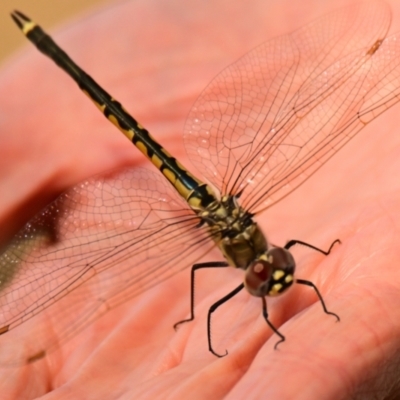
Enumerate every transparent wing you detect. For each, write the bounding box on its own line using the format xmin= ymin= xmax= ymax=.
xmin=184 ymin=1 xmax=395 ymax=212
xmin=0 ymin=168 xmax=213 ymax=366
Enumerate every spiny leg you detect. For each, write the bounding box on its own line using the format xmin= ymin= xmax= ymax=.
xmin=296 ymin=279 xmax=340 ymax=321
xmin=174 ymin=261 xmax=229 ymax=330
xmin=208 ymin=283 xmax=244 ymax=357
xmin=284 ymin=238 xmax=341 ymax=254
xmin=285 ymin=239 xmax=340 ymax=322
xmin=261 ymin=296 xmax=286 ymax=350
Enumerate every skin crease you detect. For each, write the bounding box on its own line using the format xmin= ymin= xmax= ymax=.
xmin=2 ymin=0 xmax=400 ymax=398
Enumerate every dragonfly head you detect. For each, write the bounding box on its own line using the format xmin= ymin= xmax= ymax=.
xmin=244 ymin=247 xmax=295 ymax=297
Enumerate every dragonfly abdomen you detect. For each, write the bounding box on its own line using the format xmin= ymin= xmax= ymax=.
xmin=12 ymin=11 xmax=216 ymax=207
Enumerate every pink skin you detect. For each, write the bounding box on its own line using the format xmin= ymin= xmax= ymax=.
xmin=2 ymin=0 xmax=400 ymax=398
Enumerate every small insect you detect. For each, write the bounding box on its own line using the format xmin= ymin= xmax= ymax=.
xmin=1 ymin=1 xmax=400 ymax=365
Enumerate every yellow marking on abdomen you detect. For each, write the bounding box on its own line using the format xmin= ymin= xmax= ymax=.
xmin=82 ymin=90 xmax=105 ymax=111
xmin=107 ymin=114 xmax=134 ymax=140
xmin=188 ymin=195 xmax=202 ymax=209
xmin=135 ymin=141 xmax=148 ymax=156
xmin=162 ymin=168 xmax=190 ymax=199
xmin=173 ymin=176 xmax=192 ymax=199
xmin=162 ymin=168 xmax=176 ymax=184
xmin=151 ymin=154 xmax=164 ymax=169
xmin=22 ymin=20 xmax=36 ymax=35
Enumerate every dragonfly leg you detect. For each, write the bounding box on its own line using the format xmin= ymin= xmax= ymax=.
xmin=261 ymin=296 xmax=286 ymax=350
xmin=174 ymin=261 xmax=229 ymax=330
xmin=285 ymin=239 xmax=341 ymax=321
xmin=285 ymin=240 xmax=340 ymax=324
xmin=284 ymin=238 xmax=341 ymax=255
xmin=296 ymin=279 xmax=340 ymax=321
xmin=207 ymin=283 xmax=244 ymax=357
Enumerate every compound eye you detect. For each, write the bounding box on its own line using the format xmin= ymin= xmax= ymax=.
xmin=244 ymin=247 xmax=296 ymax=297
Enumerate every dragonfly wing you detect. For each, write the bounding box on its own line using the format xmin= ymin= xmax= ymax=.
xmin=183 ymin=1 xmax=393 ymax=211
xmin=0 ymin=167 xmax=212 ymax=365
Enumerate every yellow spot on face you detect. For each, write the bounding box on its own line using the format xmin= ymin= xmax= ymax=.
xmin=285 ymin=275 xmax=293 ymax=284
xmin=273 ymin=270 xmax=284 ymax=281
xmin=22 ymin=21 xmax=36 ymax=35
xmin=269 ymin=283 xmax=283 ymax=296
xmin=136 ymin=141 xmax=148 ymax=156
xmin=259 ymin=253 xmax=273 ymax=264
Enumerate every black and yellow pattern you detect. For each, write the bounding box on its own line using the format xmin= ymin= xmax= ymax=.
xmin=11 ymin=11 xmax=215 ymax=210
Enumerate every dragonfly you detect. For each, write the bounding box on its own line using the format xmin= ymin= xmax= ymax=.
xmin=1 ymin=0 xmax=400 ymax=365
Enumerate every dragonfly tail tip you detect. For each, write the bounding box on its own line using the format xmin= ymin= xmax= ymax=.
xmin=11 ymin=10 xmax=31 ymax=30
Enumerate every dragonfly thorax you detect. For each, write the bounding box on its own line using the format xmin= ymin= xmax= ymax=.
xmin=198 ymin=194 xmax=266 ymax=270
xmin=198 ymin=194 xmax=295 ymax=297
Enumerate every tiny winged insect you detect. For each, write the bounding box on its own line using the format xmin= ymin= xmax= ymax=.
xmin=2 ymin=1 xmax=400 ymax=365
